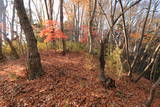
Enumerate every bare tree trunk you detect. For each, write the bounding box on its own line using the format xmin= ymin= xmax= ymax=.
xmin=11 ymin=2 xmax=15 ymax=40
xmin=44 ymin=0 xmax=56 ymax=49
xmin=2 ymin=32 xmax=19 ymax=59
xmin=14 ymin=30 xmax=25 ymax=56
xmin=145 ymin=77 xmax=160 ymax=107
xmin=97 ymin=0 xmax=142 ymax=88
xmin=118 ymin=0 xmax=132 ymax=78
xmin=88 ymin=0 xmax=97 ymax=54
xmin=0 ymin=0 xmax=5 ymax=61
xmin=31 ymin=0 xmax=43 ymax=24
xmin=15 ymin=0 xmax=44 ymax=80
xmin=1 ymin=0 xmax=19 ymax=59
xmin=44 ymin=0 xmax=50 ymax=19
xmin=0 ymin=33 xmax=3 ymax=61
xmin=148 ymin=0 xmax=160 ymax=29
xmin=44 ymin=0 xmax=54 ymax=20
xmin=150 ymin=54 xmax=160 ymax=82
xmin=77 ymin=1 xmax=80 ymax=42
xmin=0 ymin=0 xmax=3 ymax=60
xmin=8 ymin=2 xmax=19 ymax=59
xmin=130 ymin=0 xmax=152 ymax=76
xmin=0 ymin=0 xmax=18 ymax=59
xmin=28 ymin=0 xmax=32 ymax=23
xmin=99 ymin=40 xmax=116 ymax=89
xmin=48 ymin=0 xmax=53 ymax=20
xmin=134 ymin=44 xmax=160 ymax=83
xmin=73 ymin=4 xmax=77 ymax=41
xmin=60 ymin=0 xmax=66 ymax=55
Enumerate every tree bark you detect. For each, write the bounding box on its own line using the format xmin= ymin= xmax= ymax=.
xmin=145 ymin=76 xmax=160 ymax=107
xmin=133 ymin=44 xmax=160 ymax=83
xmin=118 ymin=0 xmax=132 ymax=78
xmin=99 ymin=41 xmax=116 ymax=89
xmin=11 ymin=2 xmax=15 ymax=40
xmin=97 ymin=0 xmax=142 ymax=88
xmin=88 ymin=0 xmax=97 ymax=54
xmin=0 ymin=33 xmax=3 ymax=61
xmin=28 ymin=0 xmax=32 ymax=23
xmin=60 ymin=0 xmax=66 ymax=55
xmin=1 ymin=31 xmax=19 ymax=59
xmin=0 ymin=0 xmax=7 ymax=61
xmin=14 ymin=0 xmax=44 ymax=80
xmin=130 ymin=0 xmax=152 ymax=76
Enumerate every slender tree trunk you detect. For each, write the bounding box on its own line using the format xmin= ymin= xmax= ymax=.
xmin=15 ymin=0 xmax=44 ymax=80
xmin=118 ymin=0 xmax=132 ymax=78
xmin=48 ymin=0 xmax=53 ymax=20
xmin=130 ymin=0 xmax=152 ymax=76
xmin=97 ymin=0 xmax=142 ymax=88
xmin=44 ymin=0 xmax=50 ymax=19
xmin=8 ymin=2 xmax=19 ymax=59
xmin=28 ymin=0 xmax=32 ymax=23
xmin=11 ymin=2 xmax=15 ymax=40
xmin=73 ymin=4 xmax=77 ymax=41
xmin=77 ymin=1 xmax=80 ymax=42
xmin=0 ymin=0 xmax=7 ymax=60
xmin=134 ymin=44 xmax=160 ymax=83
xmin=145 ymin=77 xmax=160 ymax=107
xmin=2 ymin=33 xmax=19 ymax=59
xmin=44 ymin=0 xmax=56 ymax=49
xmin=31 ymin=0 xmax=43 ymax=24
xmin=88 ymin=0 xmax=97 ymax=54
xmin=60 ymin=0 xmax=66 ymax=55
xmin=0 ymin=33 xmax=3 ymax=61
xmin=150 ymin=54 xmax=159 ymax=82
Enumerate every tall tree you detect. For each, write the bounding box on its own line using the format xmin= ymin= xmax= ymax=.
xmin=0 ymin=0 xmax=5 ymax=61
xmin=44 ymin=0 xmax=54 ymax=20
xmin=0 ymin=0 xmax=19 ymax=60
xmin=0 ymin=28 xmax=3 ymax=61
xmin=98 ymin=0 xmax=142 ymax=88
xmin=14 ymin=0 xmax=44 ymax=79
xmin=0 ymin=33 xmax=2 ymax=61
xmin=60 ymin=0 xmax=66 ymax=55
xmin=88 ymin=0 xmax=97 ymax=53
xmin=118 ymin=0 xmax=132 ymax=78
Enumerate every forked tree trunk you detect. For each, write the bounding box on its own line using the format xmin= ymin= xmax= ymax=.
xmin=3 ymin=35 xmax=19 ymax=59
xmin=15 ymin=0 xmax=44 ymax=80
xmin=145 ymin=77 xmax=160 ymax=107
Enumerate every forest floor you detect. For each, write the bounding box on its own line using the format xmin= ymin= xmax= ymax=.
xmin=0 ymin=50 xmax=160 ymax=107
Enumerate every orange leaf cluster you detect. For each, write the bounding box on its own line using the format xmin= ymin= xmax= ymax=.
xmin=131 ymin=33 xmax=153 ymax=39
xmin=39 ymin=20 xmax=68 ymax=42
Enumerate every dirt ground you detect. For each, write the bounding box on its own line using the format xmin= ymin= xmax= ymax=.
xmin=0 ymin=50 xmax=160 ymax=107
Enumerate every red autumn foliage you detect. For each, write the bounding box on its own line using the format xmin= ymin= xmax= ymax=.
xmin=39 ymin=20 xmax=68 ymax=42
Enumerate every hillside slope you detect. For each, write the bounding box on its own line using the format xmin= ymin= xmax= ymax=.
xmin=0 ymin=50 xmax=160 ymax=107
